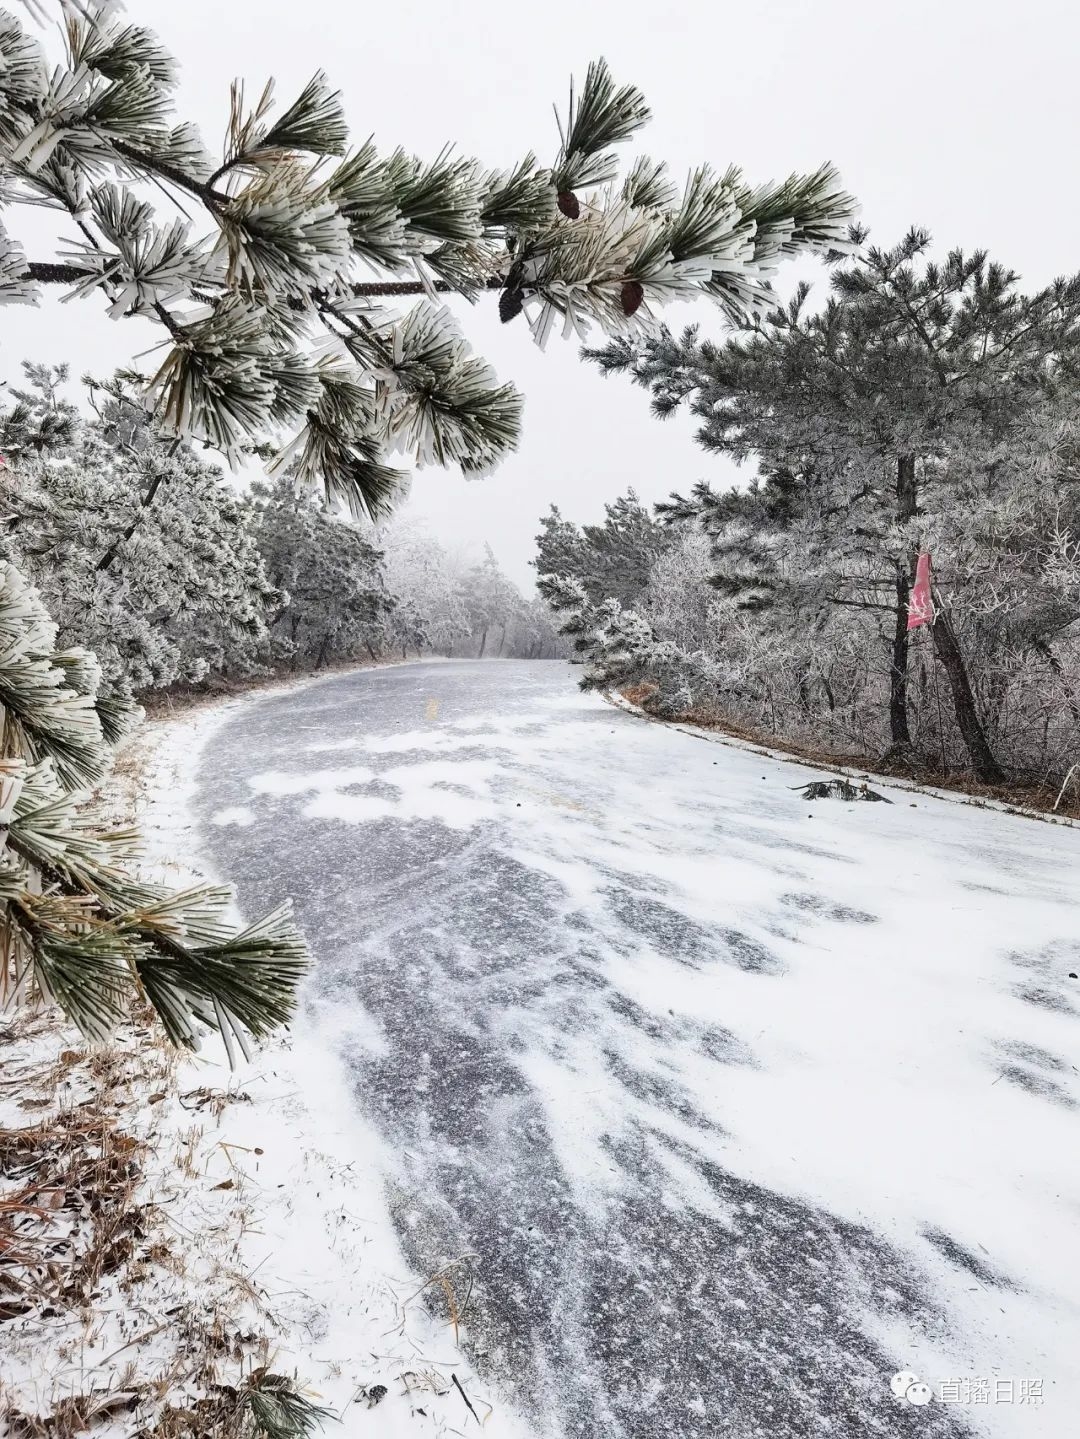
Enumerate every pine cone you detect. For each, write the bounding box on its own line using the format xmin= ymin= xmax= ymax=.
xmin=557 ymin=191 xmax=580 ymax=219
xmin=499 ymin=287 xmax=525 ymax=324
xmin=621 ymin=280 xmax=644 ymax=317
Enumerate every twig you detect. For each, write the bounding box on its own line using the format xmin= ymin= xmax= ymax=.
xmin=1053 ymin=762 xmax=1078 ymax=812
xmin=90 ymin=1321 xmax=171 ymax=1371
xmin=451 ymin=1372 xmax=482 ymax=1426
xmin=395 ymin=1253 xmax=479 ymax=1326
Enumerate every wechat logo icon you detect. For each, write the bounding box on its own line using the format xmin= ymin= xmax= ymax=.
xmin=891 ymin=1371 xmax=933 ymax=1407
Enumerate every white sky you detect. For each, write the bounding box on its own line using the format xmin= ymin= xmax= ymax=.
xmin=2 ymin=0 xmax=1077 ymax=588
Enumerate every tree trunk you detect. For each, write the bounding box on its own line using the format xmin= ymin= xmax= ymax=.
xmin=930 ymin=599 xmax=1004 ymax=784
xmin=796 ymin=662 xmax=812 ymax=716
xmin=364 ymin=640 xmax=377 ymax=661
xmin=478 ymin=626 xmax=488 ymax=658
xmin=314 ymin=632 xmax=331 ymax=671
xmin=886 ymin=454 xmax=918 ymax=755
xmin=888 ymin=566 xmax=913 ymax=749
xmin=497 ymin=624 xmax=507 ymax=657
xmin=96 ymin=470 xmax=168 ymax=572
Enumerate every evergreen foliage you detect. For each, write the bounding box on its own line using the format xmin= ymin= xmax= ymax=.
xmin=457 ymin=545 xmax=526 ymax=657
xmin=0 ymin=365 xmax=558 ymax=686
xmin=1 ymin=2 xmax=854 ymax=520
xmin=543 ymin=236 xmax=1080 ymax=788
xmin=575 ymin=230 xmax=1080 ymax=783
xmin=1 ymin=365 xmax=275 ymax=692
xmin=248 ymin=473 xmax=393 ymax=669
xmin=535 ymin=490 xmax=668 ymax=609
xmin=0 ymin=559 xmax=307 ymax=1055
xmin=380 ymin=521 xmax=566 ymax=660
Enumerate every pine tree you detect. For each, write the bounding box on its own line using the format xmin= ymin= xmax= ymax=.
xmin=585 ymin=228 xmax=1080 ymax=781
xmin=377 ymin=520 xmax=472 ymax=656
xmin=511 ymin=594 xmax=568 ymax=659
xmin=457 ymin=545 xmax=525 ymax=657
xmin=0 ymin=560 xmax=307 ymax=1057
xmin=1 ymin=3 xmax=856 ymax=520
xmin=248 ymin=473 xmax=393 ymax=668
xmin=539 ymin=569 xmax=716 ymax=716
xmin=1 ymin=365 xmax=277 ymax=693
xmin=534 ymin=491 xmax=669 ymax=610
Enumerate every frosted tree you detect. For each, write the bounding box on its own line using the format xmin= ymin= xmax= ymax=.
xmin=510 ymin=594 xmax=568 ymax=659
xmin=1 ymin=365 xmax=276 ymax=692
xmin=540 ymin=570 xmax=716 ymax=715
xmin=457 ymin=545 xmax=526 ymax=657
xmin=640 ymin=524 xmax=717 ymax=652
xmin=922 ymin=398 xmax=1080 ymax=773
xmin=248 ymin=474 xmax=393 ymax=668
xmin=377 ymin=520 xmax=472 ymax=656
xmin=0 ymin=363 xmax=307 ymax=1052
xmin=535 ymin=491 xmax=669 ymax=611
xmin=378 ymin=523 xmax=560 ymax=659
xmin=0 ymin=358 xmax=78 ymax=453
xmin=0 ymin=561 xmax=306 ymax=1055
xmin=586 ymin=229 xmax=1080 ymax=782
xmin=1 ymin=2 xmax=857 ymax=519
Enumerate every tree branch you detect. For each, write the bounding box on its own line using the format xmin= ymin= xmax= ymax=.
xmin=110 ymin=139 xmax=223 ymax=208
xmin=26 ymin=261 xmax=96 ymax=284
xmin=825 ymin=594 xmax=896 ymax=612
xmin=351 ymin=277 xmax=504 ymax=298
xmin=27 ymin=264 xmax=507 ymax=304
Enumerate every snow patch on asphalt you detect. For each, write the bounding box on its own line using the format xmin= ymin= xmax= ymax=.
xmin=190 ymin=662 xmax=1080 ymax=1438
xmin=133 ymin=686 xmax=537 ymax=1439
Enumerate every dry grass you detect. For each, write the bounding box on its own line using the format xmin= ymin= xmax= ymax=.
xmin=0 ymin=1099 xmax=148 ymax=1322
xmin=0 ymin=1019 xmax=309 ymax=1439
xmin=620 ymin=681 xmax=660 ymax=709
xmin=394 ymin=1254 xmax=477 ymax=1347
xmin=1 ymin=681 xmax=351 ymax=1438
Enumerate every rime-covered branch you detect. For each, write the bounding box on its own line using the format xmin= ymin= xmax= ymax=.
xmin=1 ymin=2 xmax=856 ymax=519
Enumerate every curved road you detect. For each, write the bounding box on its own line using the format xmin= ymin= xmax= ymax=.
xmin=196 ymin=660 xmax=1080 ymax=1438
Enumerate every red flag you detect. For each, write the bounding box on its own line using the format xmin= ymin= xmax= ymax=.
xmin=907 ymin=552 xmax=935 ymax=630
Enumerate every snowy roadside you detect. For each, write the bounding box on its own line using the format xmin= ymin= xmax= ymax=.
xmin=0 ymin=669 xmax=533 ymax=1439
xmin=191 ymin=659 xmax=1080 ymax=1437
xmin=607 ymin=692 xmax=1080 ymax=831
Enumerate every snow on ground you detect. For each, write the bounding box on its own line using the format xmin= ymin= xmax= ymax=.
xmin=191 ymin=660 xmax=1080 ymax=1439
xmin=129 ymin=679 xmax=537 ymax=1437
xmin=0 ymin=664 xmax=535 ymax=1439
xmin=8 ymin=658 xmax=1074 ymax=1438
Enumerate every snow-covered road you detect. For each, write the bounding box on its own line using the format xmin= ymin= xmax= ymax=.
xmin=196 ymin=659 xmax=1080 ymax=1438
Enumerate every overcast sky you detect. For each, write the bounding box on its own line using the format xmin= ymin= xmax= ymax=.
xmin=3 ymin=0 xmax=1077 ymax=588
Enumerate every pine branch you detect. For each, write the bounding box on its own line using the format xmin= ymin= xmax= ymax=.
xmin=3 ymin=7 xmax=859 ymax=508
xmin=25 ymin=261 xmax=92 ymax=283
xmin=353 ymin=276 xmax=502 ymax=297
xmin=110 ymin=138 xmax=223 ymax=208
xmin=26 ymin=264 xmax=505 ymax=298
xmin=95 ymin=453 xmax=177 ymax=572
